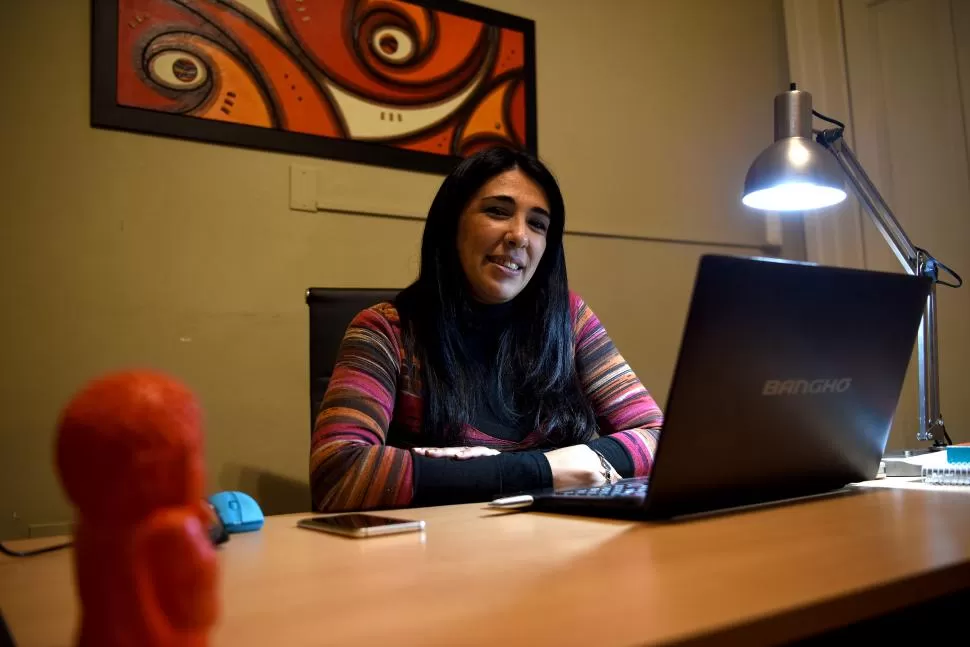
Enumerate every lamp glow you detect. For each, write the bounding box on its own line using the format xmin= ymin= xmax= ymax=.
xmin=742 ymin=182 xmax=846 ymax=211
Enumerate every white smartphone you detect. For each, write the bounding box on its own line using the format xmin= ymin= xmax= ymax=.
xmin=297 ymin=513 xmax=426 ymax=538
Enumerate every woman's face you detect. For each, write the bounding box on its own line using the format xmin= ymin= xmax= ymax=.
xmin=456 ymin=168 xmax=552 ymax=304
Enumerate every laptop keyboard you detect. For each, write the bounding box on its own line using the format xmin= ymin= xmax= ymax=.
xmin=556 ymin=479 xmax=648 ymax=498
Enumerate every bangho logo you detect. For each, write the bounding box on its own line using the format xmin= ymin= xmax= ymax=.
xmin=762 ymin=378 xmax=852 ymax=396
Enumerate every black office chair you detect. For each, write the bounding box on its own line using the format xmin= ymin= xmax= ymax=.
xmin=305 ymin=288 xmax=400 ymax=433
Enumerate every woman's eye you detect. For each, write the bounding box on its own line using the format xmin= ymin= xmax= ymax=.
xmin=530 ymin=219 xmax=549 ymax=232
xmin=484 ymin=206 xmax=508 ymax=217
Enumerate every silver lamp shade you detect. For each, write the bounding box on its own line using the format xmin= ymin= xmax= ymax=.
xmin=742 ymin=89 xmax=847 ymax=211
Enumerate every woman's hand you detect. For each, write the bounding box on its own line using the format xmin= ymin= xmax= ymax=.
xmin=543 ymin=445 xmax=618 ymax=490
xmin=412 ymin=446 xmax=501 ymax=460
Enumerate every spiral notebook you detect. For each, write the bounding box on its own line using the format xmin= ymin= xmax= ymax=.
xmin=920 ymin=445 xmax=970 ymax=486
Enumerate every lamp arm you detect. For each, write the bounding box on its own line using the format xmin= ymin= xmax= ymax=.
xmin=817 ymin=129 xmax=919 ymax=273
xmin=817 ymin=128 xmax=950 ymax=446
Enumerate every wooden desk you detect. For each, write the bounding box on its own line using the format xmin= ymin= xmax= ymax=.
xmin=2 ymin=488 xmax=970 ymax=646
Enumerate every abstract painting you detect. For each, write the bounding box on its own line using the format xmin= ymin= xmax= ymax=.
xmin=91 ymin=0 xmax=536 ymax=173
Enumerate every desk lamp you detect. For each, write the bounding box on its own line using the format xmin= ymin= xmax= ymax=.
xmin=742 ymin=83 xmax=962 ymax=452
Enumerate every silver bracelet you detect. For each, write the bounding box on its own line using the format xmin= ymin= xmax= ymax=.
xmin=590 ymin=448 xmax=615 ymax=484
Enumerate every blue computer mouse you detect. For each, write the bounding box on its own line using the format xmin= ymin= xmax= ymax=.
xmin=208 ymin=491 xmax=264 ymax=533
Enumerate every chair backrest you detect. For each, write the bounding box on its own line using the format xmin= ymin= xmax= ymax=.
xmin=305 ymin=288 xmax=400 ymax=433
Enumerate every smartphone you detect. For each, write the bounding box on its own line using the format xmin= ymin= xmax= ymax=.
xmin=297 ymin=513 xmax=426 ymax=538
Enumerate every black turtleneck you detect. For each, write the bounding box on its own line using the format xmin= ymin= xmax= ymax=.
xmin=410 ymin=300 xmax=634 ymax=507
xmin=462 ymin=298 xmax=532 ymax=441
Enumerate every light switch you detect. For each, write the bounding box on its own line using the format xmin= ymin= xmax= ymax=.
xmin=290 ymin=165 xmax=317 ymax=212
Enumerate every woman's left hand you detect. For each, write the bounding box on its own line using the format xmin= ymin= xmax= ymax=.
xmin=412 ymin=446 xmax=500 ymax=460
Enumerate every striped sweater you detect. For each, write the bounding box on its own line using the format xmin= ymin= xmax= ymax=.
xmin=310 ymin=292 xmax=664 ymax=512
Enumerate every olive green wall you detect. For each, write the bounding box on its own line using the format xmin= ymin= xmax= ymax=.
xmin=0 ymin=0 xmax=792 ymax=539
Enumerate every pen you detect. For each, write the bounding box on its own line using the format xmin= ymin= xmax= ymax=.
xmin=488 ymin=494 xmax=535 ymax=508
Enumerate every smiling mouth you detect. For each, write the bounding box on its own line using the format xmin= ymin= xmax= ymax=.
xmin=486 ymin=256 xmax=524 ymax=272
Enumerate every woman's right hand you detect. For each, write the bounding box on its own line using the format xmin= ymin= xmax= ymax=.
xmin=542 ymin=445 xmax=612 ymax=490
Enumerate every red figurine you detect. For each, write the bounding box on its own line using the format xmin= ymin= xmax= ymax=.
xmin=55 ymin=370 xmax=219 ymax=647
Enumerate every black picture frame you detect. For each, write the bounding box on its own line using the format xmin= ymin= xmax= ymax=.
xmin=90 ymin=0 xmax=537 ymax=175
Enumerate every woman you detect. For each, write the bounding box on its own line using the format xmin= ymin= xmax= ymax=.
xmin=310 ymin=147 xmax=663 ymax=512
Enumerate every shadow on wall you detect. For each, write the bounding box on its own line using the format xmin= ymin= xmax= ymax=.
xmin=218 ymin=464 xmax=310 ymax=516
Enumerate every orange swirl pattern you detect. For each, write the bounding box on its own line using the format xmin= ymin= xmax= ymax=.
xmin=115 ymin=0 xmax=531 ymax=159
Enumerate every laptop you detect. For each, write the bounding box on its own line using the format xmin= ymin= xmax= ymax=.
xmin=491 ymin=254 xmax=931 ymax=519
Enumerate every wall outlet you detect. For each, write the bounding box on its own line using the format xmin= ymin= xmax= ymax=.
xmin=765 ymin=212 xmax=783 ymax=247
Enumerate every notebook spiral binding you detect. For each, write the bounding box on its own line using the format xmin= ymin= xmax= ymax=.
xmin=922 ymin=464 xmax=970 ymax=486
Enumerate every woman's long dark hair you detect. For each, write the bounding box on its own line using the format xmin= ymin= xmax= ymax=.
xmin=396 ymin=147 xmax=598 ymax=446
